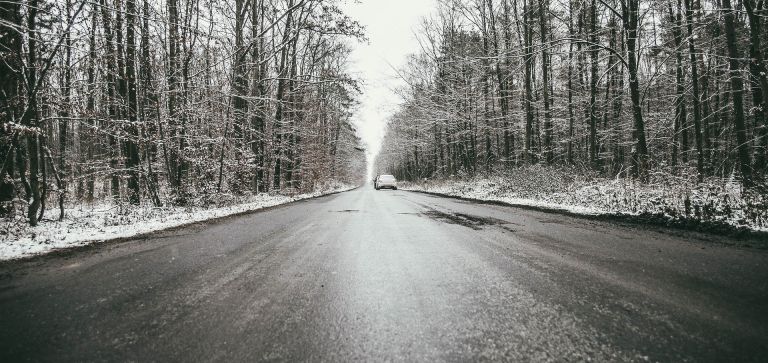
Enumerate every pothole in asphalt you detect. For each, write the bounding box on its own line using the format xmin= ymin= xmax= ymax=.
xmin=330 ymin=209 xmax=360 ymax=213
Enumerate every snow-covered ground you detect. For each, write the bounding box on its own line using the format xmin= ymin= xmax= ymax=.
xmin=401 ymin=166 xmax=768 ymax=233
xmin=0 ymin=183 xmax=356 ymax=261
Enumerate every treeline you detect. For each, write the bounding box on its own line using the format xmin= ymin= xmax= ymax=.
xmin=0 ymin=0 xmax=367 ymax=226
xmin=376 ymin=0 xmax=768 ymax=189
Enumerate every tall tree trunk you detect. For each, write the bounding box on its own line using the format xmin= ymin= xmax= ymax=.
xmin=502 ymin=0 xmax=516 ymax=164
xmin=25 ymin=0 xmax=41 ymax=225
xmin=166 ymin=0 xmax=181 ymax=191
xmin=722 ymin=0 xmax=753 ymax=187
xmin=683 ymin=0 xmax=705 ymax=181
xmin=481 ymin=5 xmax=494 ymax=168
xmin=232 ymin=0 xmax=248 ymax=192
xmin=85 ymin=4 xmax=97 ymax=202
xmin=125 ymin=0 xmax=141 ymax=204
xmin=283 ymin=29 xmax=301 ymax=189
xmin=273 ymin=0 xmax=295 ymax=190
xmin=100 ymin=0 xmax=120 ymax=199
xmin=489 ymin=0 xmax=509 ymax=164
xmin=522 ymin=0 xmax=535 ymax=163
xmin=539 ymin=0 xmax=553 ymax=163
xmin=623 ymin=0 xmax=649 ymax=178
xmin=670 ymin=0 xmax=687 ymax=168
xmin=576 ymin=3 xmax=588 ymax=161
xmin=588 ymin=0 xmax=599 ymax=168
xmin=611 ymin=24 xmax=625 ymax=175
xmin=251 ymin=0 xmax=267 ymax=192
xmin=140 ymin=0 xmax=160 ymax=206
xmin=57 ymin=0 xmax=72 ymax=218
xmin=567 ymin=0 xmax=575 ymax=164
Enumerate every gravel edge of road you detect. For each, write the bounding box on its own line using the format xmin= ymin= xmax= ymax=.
xmin=405 ymin=189 xmax=768 ymax=248
xmin=0 ymin=187 xmax=358 ymax=268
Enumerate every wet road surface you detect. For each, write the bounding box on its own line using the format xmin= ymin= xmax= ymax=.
xmin=1 ymin=188 xmax=767 ymax=361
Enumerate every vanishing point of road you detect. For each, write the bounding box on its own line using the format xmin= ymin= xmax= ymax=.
xmin=1 ymin=188 xmax=767 ymax=361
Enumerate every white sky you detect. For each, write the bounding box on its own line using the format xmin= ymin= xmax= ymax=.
xmin=340 ymin=0 xmax=437 ymax=178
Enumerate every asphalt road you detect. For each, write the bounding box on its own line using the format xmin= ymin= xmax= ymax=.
xmin=1 ymin=187 xmax=767 ymax=362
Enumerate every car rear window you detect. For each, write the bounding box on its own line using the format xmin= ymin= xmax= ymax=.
xmin=380 ymin=175 xmax=395 ymax=181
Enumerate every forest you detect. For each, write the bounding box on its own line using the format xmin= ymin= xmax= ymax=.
xmin=376 ymin=0 xmax=768 ymax=190
xmin=0 ymin=0 xmax=368 ymax=227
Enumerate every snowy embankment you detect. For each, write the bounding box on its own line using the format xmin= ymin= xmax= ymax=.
xmin=401 ymin=165 xmax=768 ymax=234
xmin=0 ymin=183 xmax=355 ymax=261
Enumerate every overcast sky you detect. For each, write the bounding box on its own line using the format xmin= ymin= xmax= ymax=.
xmin=339 ymin=0 xmax=437 ymax=177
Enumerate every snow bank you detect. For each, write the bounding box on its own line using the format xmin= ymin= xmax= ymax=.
xmin=401 ymin=166 xmax=768 ymax=233
xmin=0 ymin=183 xmax=355 ymax=261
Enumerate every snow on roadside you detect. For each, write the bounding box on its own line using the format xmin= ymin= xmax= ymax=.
xmin=0 ymin=183 xmax=355 ymax=261
xmin=405 ymin=178 xmax=605 ymax=216
xmin=401 ymin=168 xmax=768 ymax=233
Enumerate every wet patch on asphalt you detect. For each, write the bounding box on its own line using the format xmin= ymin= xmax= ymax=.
xmin=421 ymin=209 xmax=514 ymax=231
xmin=539 ymin=218 xmax=568 ymax=225
xmin=330 ymin=209 xmax=360 ymax=213
xmin=498 ymin=225 xmax=519 ymax=233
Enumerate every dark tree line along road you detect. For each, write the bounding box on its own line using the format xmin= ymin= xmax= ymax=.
xmin=377 ymin=0 xmax=768 ymax=186
xmin=0 ymin=0 xmax=367 ymax=226
xmin=1 ymin=188 xmax=767 ymax=361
